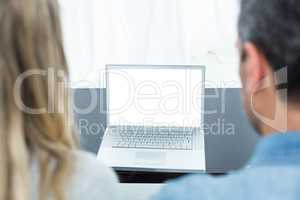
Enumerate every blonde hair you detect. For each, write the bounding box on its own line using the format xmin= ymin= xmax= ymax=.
xmin=0 ymin=0 xmax=77 ymax=199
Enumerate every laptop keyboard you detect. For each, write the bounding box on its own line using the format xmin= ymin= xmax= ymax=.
xmin=110 ymin=126 xmax=195 ymax=150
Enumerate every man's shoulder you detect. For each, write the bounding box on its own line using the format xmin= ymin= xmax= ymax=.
xmin=152 ymin=172 xmax=241 ymax=200
xmin=152 ymin=166 xmax=300 ymax=200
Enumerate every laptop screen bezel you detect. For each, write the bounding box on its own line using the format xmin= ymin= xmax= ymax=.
xmin=105 ymin=64 xmax=206 ymax=128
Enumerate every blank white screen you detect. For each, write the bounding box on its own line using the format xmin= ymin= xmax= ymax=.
xmin=108 ymin=67 xmax=204 ymax=127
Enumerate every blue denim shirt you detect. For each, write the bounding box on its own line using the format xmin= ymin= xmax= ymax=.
xmin=152 ymin=133 xmax=300 ymax=200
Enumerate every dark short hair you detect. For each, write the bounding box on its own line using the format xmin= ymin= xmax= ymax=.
xmin=238 ymin=0 xmax=300 ymax=101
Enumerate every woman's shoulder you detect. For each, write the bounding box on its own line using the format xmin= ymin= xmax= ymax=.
xmin=70 ymin=150 xmax=114 ymax=174
xmin=68 ymin=150 xmax=120 ymax=200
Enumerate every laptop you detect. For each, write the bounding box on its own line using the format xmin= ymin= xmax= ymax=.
xmin=98 ymin=65 xmax=206 ymax=172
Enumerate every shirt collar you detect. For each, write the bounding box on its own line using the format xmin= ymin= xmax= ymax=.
xmin=249 ymin=132 xmax=300 ymax=166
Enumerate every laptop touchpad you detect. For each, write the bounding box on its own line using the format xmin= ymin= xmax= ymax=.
xmin=134 ymin=151 xmax=166 ymax=165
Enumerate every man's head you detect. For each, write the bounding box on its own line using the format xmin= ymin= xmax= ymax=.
xmin=238 ymin=0 xmax=300 ymax=135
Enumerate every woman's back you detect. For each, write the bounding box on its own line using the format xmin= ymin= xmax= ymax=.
xmin=30 ymin=151 xmax=119 ymax=200
xmin=0 ymin=0 xmax=119 ymax=199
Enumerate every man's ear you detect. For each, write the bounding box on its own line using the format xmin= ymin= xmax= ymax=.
xmin=242 ymin=42 xmax=268 ymax=93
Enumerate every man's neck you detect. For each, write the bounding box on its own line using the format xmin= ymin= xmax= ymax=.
xmin=261 ymin=103 xmax=300 ymax=136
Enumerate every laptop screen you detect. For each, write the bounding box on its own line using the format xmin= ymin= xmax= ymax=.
xmin=107 ymin=66 xmax=204 ymax=127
